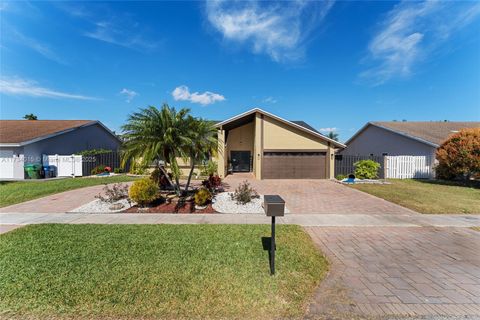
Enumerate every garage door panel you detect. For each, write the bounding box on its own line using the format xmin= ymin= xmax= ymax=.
xmin=263 ymin=152 xmax=326 ymax=179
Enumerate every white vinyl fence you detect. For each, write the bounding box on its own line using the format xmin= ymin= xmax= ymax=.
xmin=385 ymin=155 xmax=434 ymax=179
xmin=43 ymin=154 xmax=83 ymax=177
xmin=0 ymin=152 xmax=25 ymax=179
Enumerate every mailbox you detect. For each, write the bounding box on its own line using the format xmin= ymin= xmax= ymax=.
xmin=264 ymin=195 xmax=285 ymax=217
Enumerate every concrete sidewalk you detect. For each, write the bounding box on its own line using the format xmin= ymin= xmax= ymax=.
xmin=1 ymin=212 xmax=479 ymax=228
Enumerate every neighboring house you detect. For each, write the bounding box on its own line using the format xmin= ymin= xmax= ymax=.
xmin=0 ymin=120 xmax=121 ymax=179
xmin=216 ymin=108 xmax=345 ymax=179
xmin=342 ymin=121 xmax=480 ymax=157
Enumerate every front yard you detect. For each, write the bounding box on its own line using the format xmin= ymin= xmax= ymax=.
xmin=0 ymin=224 xmax=327 ymax=319
xmin=0 ymin=175 xmax=140 ymax=208
xmin=349 ymin=179 xmax=480 ymax=214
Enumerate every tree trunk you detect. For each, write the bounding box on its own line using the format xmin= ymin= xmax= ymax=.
xmin=174 ymin=176 xmax=181 ymax=196
xmin=158 ymin=165 xmax=174 ymax=189
xmin=184 ymin=159 xmax=195 ymax=194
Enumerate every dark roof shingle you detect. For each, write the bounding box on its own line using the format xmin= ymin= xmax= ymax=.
xmin=372 ymin=121 xmax=480 ymax=146
xmin=290 ymin=121 xmax=321 ymax=134
xmin=0 ymin=120 xmax=95 ymax=144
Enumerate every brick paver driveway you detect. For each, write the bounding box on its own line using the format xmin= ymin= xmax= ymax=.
xmin=224 ymin=174 xmax=414 ymax=214
xmin=305 ymin=227 xmax=480 ymax=318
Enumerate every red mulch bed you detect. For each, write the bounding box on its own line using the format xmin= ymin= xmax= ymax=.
xmin=123 ymin=198 xmax=217 ymax=214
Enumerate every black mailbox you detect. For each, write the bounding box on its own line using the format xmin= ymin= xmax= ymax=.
xmin=264 ymin=195 xmax=285 ymax=217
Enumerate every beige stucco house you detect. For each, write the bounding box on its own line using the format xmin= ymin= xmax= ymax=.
xmin=216 ymin=108 xmax=345 ymax=179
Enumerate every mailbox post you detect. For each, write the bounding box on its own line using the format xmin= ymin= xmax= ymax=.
xmin=264 ymin=195 xmax=285 ymax=275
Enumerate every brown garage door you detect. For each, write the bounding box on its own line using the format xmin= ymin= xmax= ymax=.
xmin=262 ymin=151 xmax=327 ymax=179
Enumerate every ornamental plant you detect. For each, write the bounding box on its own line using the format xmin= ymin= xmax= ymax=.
xmin=202 ymin=174 xmax=222 ymax=192
xmin=128 ymin=178 xmax=159 ymax=206
xmin=436 ymin=128 xmax=480 ymax=180
xmin=91 ymin=164 xmax=106 ymax=175
xmin=96 ymin=183 xmax=129 ymax=203
xmin=353 ymin=159 xmax=380 ymax=179
xmin=194 ymin=188 xmax=212 ymax=206
xmin=230 ymin=180 xmax=259 ymax=205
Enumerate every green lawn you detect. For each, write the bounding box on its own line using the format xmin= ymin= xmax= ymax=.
xmin=0 ymin=175 xmax=140 ymax=208
xmin=0 ymin=224 xmax=327 ymax=319
xmin=349 ymin=179 xmax=480 ymax=214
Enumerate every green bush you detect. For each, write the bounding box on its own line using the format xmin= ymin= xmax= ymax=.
xmin=354 ymin=160 xmax=380 ymax=179
xmin=336 ymin=174 xmax=347 ymax=180
xmin=128 ymin=178 xmax=159 ymax=206
xmin=200 ymin=160 xmax=218 ymax=176
xmin=91 ymin=164 xmax=107 ymax=175
xmin=113 ymin=168 xmax=124 ymax=174
xmin=230 ymin=180 xmax=259 ymax=205
xmin=77 ymin=149 xmax=113 ymax=156
xmin=194 ymin=188 xmax=212 ymax=206
xmin=129 ymin=165 xmax=147 ymax=175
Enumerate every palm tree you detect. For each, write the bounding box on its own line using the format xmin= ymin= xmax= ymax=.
xmin=121 ymin=104 xmax=191 ymax=195
xmin=327 ymin=131 xmax=339 ymax=141
xmin=183 ymin=118 xmax=217 ymax=193
xmin=23 ymin=113 xmax=38 ymax=120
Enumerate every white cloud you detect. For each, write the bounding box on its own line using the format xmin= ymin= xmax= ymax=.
xmin=172 ymin=85 xmax=225 ymax=105
xmin=263 ymin=96 xmax=277 ymax=104
xmin=120 ymin=88 xmax=138 ymax=103
xmin=10 ymin=28 xmax=67 ymax=65
xmin=84 ymin=21 xmax=157 ymax=51
xmin=0 ymin=76 xmax=98 ymax=100
xmin=57 ymin=3 xmax=159 ymax=51
xmin=361 ymin=1 xmax=480 ymax=85
xmin=319 ymin=127 xmax=337 ymax=132
xmin=206 ymin=0 xmax=334 ymax=62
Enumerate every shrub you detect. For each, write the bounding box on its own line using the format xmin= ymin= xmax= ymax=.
xmin=336 ymin=174 xmax=347 ymax=180
xmin=202 ymin=174 xmax=222 ymax=192
xmin=77 ymin=149 xmax=112 ymax=156
xmin=113 ymin=168 xmax=123 ymax=174
xmin=128 ymin=178 xmax=159 ymax=206
xmin=96 ymin=183 xmax=129 ymax=203
xmin=194 ymin=188 xmax=212 ymax=206
xmin=91 ymin=164 xmax=106 ymax=175
xmin=200 ymin=160 xmax=218 ymax=177
xmin=105 ymin=166 xmax=112 ymax=172
xmin=130 ymin=165 xmax=147 ymax=175
xmin=436 ymin=128 xmax=480 ymax=180
xmin=230 ymin=180 xmax=259 ymax=205
xmin=354 ymin=160 xmax=380 ymax=179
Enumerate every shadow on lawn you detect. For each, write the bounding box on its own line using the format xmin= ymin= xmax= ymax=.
xmin=415 ymin=179 xmax=480 ymax=189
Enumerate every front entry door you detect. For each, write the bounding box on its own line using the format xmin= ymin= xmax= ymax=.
xmin=231 ymin=151 xmax=251 ymax=172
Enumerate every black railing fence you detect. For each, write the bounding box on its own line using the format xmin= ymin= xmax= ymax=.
xmin=334 ymin=154 xmax=385 ymax=179
xmin=82 ymin=151 xmax=130 ymax=176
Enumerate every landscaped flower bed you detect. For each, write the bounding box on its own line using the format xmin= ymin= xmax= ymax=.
xmin=69 ymin=177 xmax=278 ymax=214
xmin=123 ymin=198 xmax=216 ymax=214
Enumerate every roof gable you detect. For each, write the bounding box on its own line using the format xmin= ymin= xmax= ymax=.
xmin=215 ymin=108 xmax=345 ymax=148
xmin=346 ymin=121 xmax=480 ymax=147
xmin=0 ymin=120 xmax=118 ymax=146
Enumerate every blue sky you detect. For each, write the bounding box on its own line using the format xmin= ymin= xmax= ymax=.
xmin=1 ymin=1 xmax=479 ymax=142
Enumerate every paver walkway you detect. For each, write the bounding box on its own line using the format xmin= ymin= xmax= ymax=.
xmin=0 ymin=182 xmax=135 ymax=213
xmin=1 ymin=174 xmax=414 ymax=215
xmin=224 ymin=174 xmax=415 ymax=214
xmin=305 ymin=227 xmax=480 ymax=318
